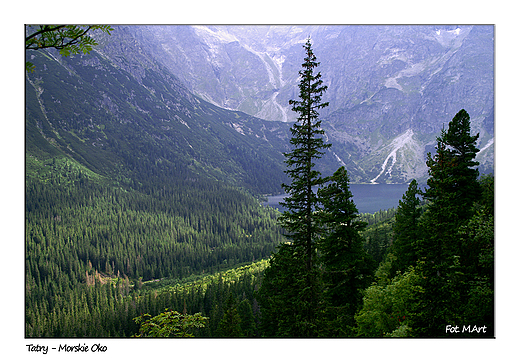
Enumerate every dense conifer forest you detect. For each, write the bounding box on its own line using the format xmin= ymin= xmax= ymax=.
xmin=24 ymin=170 xmax=406 ymax=337
xmin=25 ymin=164 xmax=285 ymax=336
xmin=24 ymin=158 xmax=493 ymax=337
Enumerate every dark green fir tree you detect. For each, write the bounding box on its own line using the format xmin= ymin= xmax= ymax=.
xmin=217 ymin=294 xmax=243 ymax=337
xmin=257 ymin=38 xmax=330 ymax=337
xmin=412 ymin=109 xmax=482 ymax=337
xmin=317 ymin=166 xmax=375 ymax=336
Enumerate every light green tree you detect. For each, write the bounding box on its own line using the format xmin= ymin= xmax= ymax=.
xmin=133 ymin=309 xmax=208 ymax=337
xmin=355 ymin=258 xmax=421 ymax=337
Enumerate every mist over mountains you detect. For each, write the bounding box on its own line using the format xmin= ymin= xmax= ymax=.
xmin=26 ymin=25 xmax=494 ymax=188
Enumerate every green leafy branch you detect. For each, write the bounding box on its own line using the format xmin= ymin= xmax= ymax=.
xmin=25 ymin=25 xmax=113 ymax=72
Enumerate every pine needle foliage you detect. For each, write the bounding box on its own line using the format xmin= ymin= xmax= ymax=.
xmin=259 ymin=38 xmax=331 ymax=337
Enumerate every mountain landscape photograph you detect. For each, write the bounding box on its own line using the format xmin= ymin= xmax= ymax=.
xmin=20 ymin=19 xmax=500 ymax=358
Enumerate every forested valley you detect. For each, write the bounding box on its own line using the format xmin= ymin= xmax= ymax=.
xmin=24 ymin=166 xmax=406 ymax=337
xmin=25 ymin=162 xmax=284 ymax=337
xmin=24 ymin=27 xmax=494 ymax=339
xmin=25 ymin=151 xmax=493 ymax=337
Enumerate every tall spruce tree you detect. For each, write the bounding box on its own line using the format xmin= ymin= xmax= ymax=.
xmin=257 ymin=38 xmax=330 ymax=337
xmin=412 ymin=109 xmax=481 ymax=337
xmin=280 ymin=38 xmax=331 ymax=271
xmin=317 ymin=166 xmax=375 ymax=335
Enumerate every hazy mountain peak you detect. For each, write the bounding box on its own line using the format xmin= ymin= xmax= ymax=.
xmin=192 ymin=25 xmax=239 ymax=45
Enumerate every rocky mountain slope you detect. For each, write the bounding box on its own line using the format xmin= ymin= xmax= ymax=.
xmin=26 ymin=25 xmax=494 ymax=187
xmin=124 ymin=25 xmax=493 ymax=183
xmin=25 ymin=27 xmax=292 ymax=195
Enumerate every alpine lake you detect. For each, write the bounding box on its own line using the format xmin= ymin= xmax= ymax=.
xmin=264 ymin=183 xmax=411 ymax=214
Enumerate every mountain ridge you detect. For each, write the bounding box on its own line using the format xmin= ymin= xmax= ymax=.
xmin=116 ymin=25 xmax=493 ymax=183
xmin=25 ymin=29 xmax=291 ymax=195
xmin=26 ymin=25 xmax=494 ymax=189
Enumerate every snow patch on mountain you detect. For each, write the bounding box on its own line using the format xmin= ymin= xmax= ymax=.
xmin=192 ymin=26 xmax=238 ymax=66
xmin=385 ymin=77 xmax=403 ymax=91
xmin=433 ymin=26 xmax=471 ymax=48
xmin=229 ymin=122 xmax=246 ymax=135
xmin=476 ymin=137 xmax=494 ymax=157
xmin=333 ymin=152 xmax=347 ymax=166
xmin=384 ymin=60 xmax=428 ymax=91
xmin=371 ymin=129 xmax=415 ymax=184
xmin=192 ymin=26 xmax=238 ymax=44
xmin=436 ymin=27 xmax=461 ymax=36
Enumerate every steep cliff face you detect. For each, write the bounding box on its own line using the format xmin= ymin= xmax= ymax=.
xmin=317 ymin=25 xmax=494 ymax=182
xmin=120 ymin=25 xmax=493 ymax=183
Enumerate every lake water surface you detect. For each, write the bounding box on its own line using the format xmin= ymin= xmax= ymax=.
xmin=265 ymin=184 xmax=410 ymax=214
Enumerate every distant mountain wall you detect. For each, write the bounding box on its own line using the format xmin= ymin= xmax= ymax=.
xmin=118 ymin=25 xmax=493 ymax=183
xmin=27 ymin=25 xmax=493 ymax=187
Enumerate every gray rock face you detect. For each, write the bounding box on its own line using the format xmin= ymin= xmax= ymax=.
xmin=125 ymin=25 xmax=492 ymax=183
xmin=98 ymin=25 xmax=494 ymax=183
